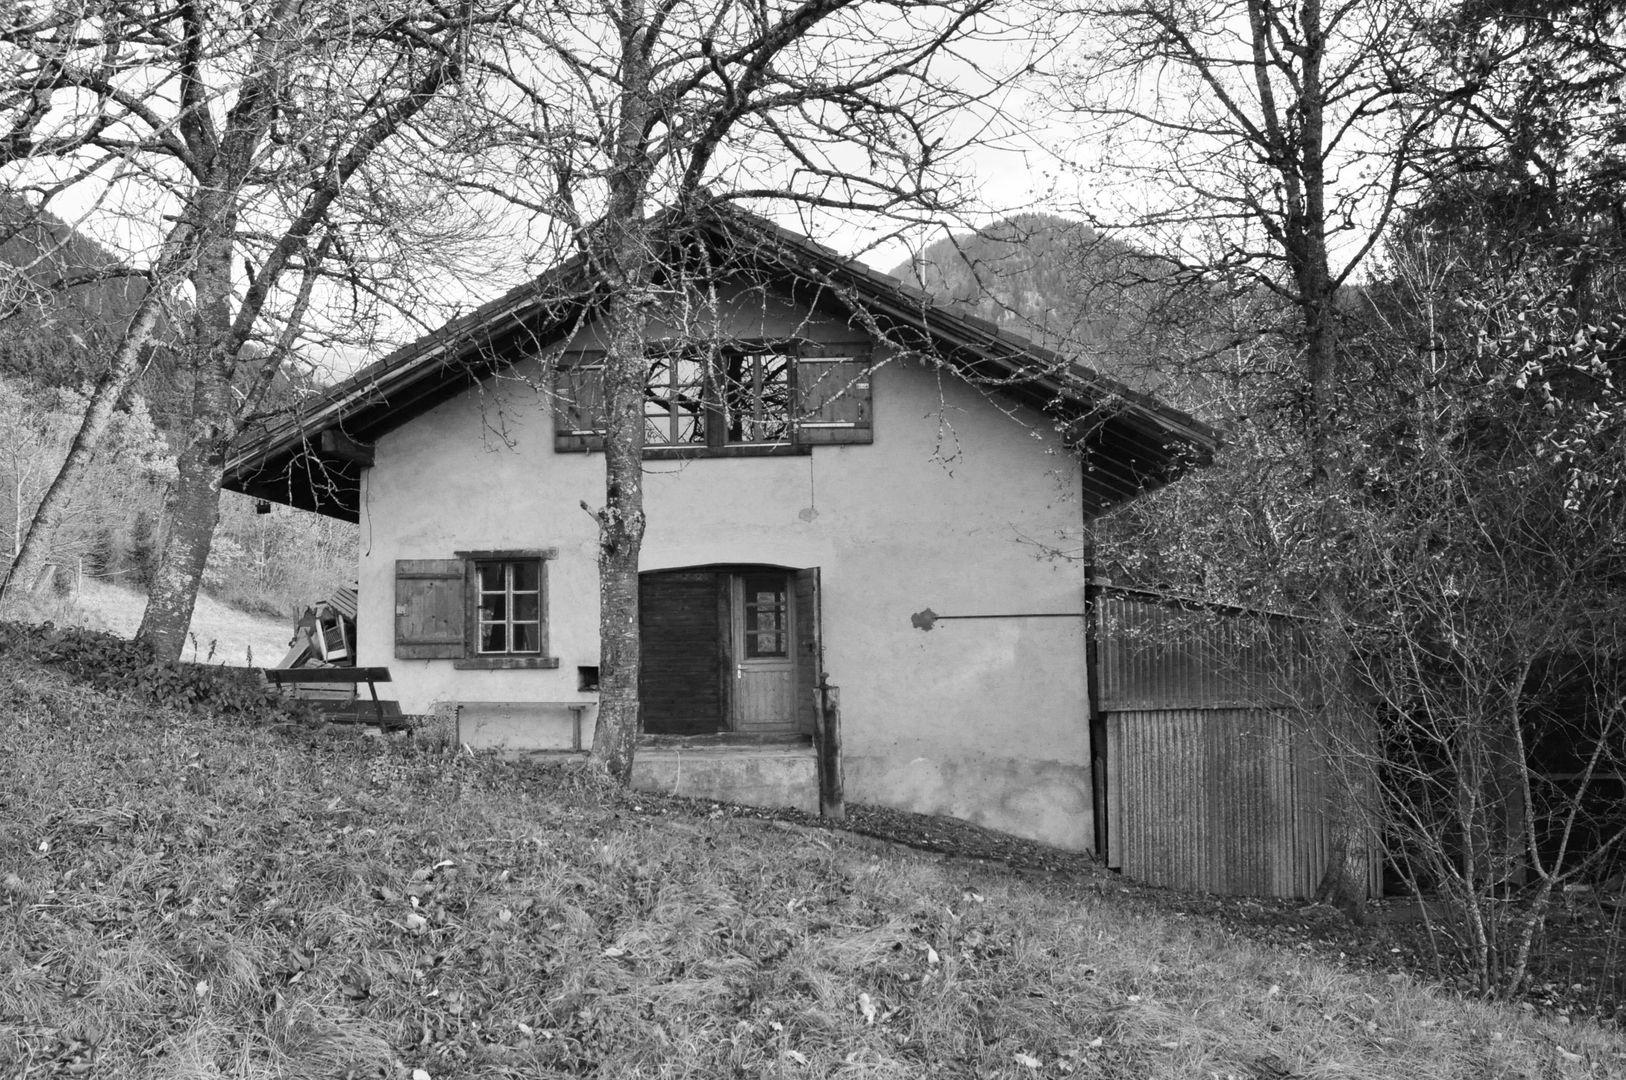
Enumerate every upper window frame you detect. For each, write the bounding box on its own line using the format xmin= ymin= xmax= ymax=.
xmin=551 ymin=339 xmax=873 ymax=457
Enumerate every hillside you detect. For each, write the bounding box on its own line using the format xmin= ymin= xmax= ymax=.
xmin=2 ymin=633 xmax=1622 ymax=1078
xmin=0 ymin=196 xmax=355 ymax=618
xmin=0 ymin=191 xmax=175 ymax=402
xmin=892 ymin=215 xmax=1197 ymax=394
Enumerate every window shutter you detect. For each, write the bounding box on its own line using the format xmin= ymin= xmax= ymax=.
xmin=795 ymin=354 xmax=873 ymax=445
xmin=553 ymin=361 xmax=607 ymax=452
xmin=395 ymin=559 xmax=466 ymax=659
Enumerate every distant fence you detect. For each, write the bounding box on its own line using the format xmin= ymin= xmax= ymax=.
xmin=1092 ymin=582 xmax=1379 ymax=899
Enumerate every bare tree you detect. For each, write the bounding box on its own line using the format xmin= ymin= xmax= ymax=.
xmin=1041 ymin=0 xmax=1452 ymax=914
xmin=448 ymin=0 xmax=1015 ymax=780
xmin=0 ymin=0 xmax=498 ymax=656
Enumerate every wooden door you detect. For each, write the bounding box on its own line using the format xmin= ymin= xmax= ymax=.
xmin=640 ymin=571 xmax=727 ymax=735
xmin=732 ymin=572 xmax=797 ymax=734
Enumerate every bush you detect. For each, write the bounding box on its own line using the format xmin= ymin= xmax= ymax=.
xmin=3 ymin=621 xmax=292 ymax=725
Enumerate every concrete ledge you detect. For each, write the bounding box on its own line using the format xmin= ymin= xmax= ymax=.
xmin=632 ymin=743 xmax=818 ymax=814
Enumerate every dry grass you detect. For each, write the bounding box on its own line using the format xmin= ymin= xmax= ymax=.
xmin=2 ymin=655 xmax=1624 ymax=1079
xmin=8 ymin=578 xmax=289 ymax=666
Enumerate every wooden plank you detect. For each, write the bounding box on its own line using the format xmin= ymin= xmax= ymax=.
xmin=794 ymin=567 xmax=822 ymax=736
xmin=817 ymin=681 xmax=844 ymax=820
xmin=265 ymin=666 xmax=392 ymax=685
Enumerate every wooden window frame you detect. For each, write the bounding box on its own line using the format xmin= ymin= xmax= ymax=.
xmin=643 ymin=344 xmax=796 ymax=451
xmin=452 ymin=548 xmax=559 ymax=670
xmin=553 ymin=341 xmax=872 ymax=457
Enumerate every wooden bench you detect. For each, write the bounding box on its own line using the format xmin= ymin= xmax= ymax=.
xmin=263 ymin=666 xmax=408 ymax=730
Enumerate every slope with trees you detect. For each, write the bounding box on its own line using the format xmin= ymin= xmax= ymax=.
xmin=0 ymin=0 xmax=504 ymax=658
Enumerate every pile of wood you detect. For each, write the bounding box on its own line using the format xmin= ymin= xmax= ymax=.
xmin=267 ymin=587 xmax=407 ymax=730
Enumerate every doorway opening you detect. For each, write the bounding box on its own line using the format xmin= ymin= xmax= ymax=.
xmin=639 ymin=565 xmax=821 ymax=738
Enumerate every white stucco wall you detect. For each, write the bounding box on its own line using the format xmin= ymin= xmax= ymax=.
xmin=355 ymin=293 xmax=1094 ymax=850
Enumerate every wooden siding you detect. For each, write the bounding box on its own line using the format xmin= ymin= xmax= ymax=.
xmin=735 ymin=667 xmax=798 ymax=734
xmin=640 ymin=572 xmax=726 ymax=734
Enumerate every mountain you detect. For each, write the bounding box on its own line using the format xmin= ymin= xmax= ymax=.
xmin=889 ymin=214 xmax=1185 ymax=392
xmin=0 ymin=191 xmax=161 ymax=391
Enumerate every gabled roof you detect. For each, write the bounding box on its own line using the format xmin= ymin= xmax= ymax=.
xmin=224 ymin=204 xmax=1219 ymax=522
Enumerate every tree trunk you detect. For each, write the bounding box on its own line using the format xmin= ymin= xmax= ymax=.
xmin=590 ymin=291 xmax=650 ymax=781
xmin=136 ymin=381 xmax=232 ymax=659
xmin=136 ymin=198 xmax=239 ymax=660
xmin=586 ymin=0 xmax=656 ymax=783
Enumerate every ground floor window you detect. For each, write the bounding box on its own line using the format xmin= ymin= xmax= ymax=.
xmin=475 ymin=558 xmax=543 ymax=655
xmin=394 ymin=550 xmax=557 ymax=669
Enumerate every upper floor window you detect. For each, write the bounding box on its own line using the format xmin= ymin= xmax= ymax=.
xmin=644 ymin=349 xmax=795 ymax=448
xmin=555 ymin=341 xmax=871 ymax=456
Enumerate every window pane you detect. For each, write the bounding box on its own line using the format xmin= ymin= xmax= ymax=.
xmin=511 ymin=561 xmax=539 ymax=591
xmin=645 ymin=354 xmax=706 ymax=444
xmin=484 ymin=594 xmax=507 ymax=621
xmin=511 ymin=622 xmax=540 ymax=653
xmin=480 ymin=623 xmax=507 ymax=653
xmin=743 ymin=574 xmax=789 ymax=658
xmin=478 ymin=562 xmax=505 ymax=591
xmin=723 ymin=352 xmax=791 ymax=443
xmin=512 ymin=593 xmax=539 ymax=621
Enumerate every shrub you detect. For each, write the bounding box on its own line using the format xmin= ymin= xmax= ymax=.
xmin=9 ymin=622 xmax=293 ymax=725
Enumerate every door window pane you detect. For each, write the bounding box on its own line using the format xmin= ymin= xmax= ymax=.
xmin=743 ymin=574 xmax=789 ymax=657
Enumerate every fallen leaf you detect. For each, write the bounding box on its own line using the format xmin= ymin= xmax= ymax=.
xmin=926 ymin=946 xmax=940 ymax=965
xmin=858 ymin=992 xmax=877 ymax=1025
xmin=784 ymin=1049 xmax=809 ymax=1065
xmin=1015 ymin=1051 xmax=1041 ymax=1068
xmin=403 ymin=912 xmax=428 ymax=932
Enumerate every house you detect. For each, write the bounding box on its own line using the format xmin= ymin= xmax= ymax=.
xmin=224 ymin=205 xmax=1219 ymax=854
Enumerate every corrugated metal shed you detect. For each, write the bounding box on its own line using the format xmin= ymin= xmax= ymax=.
xmin=1095 ymin=585 xmax=1376 ymax=899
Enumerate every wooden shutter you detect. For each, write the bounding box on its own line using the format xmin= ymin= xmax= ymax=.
xmin=395 ymin=559 xmax=466 ymax=659
xmin=553 ymin=360 xmax=607 ymax=452
xmin=796 ymin=353 xmax=872 ymax=445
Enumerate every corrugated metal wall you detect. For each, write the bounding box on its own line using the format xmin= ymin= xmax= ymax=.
xmin=1096 ymin=587 xmax=1372 ymax=899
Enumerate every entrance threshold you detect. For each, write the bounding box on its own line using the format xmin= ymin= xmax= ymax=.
xmin=639 ymin=732 xmax=812 ymax=749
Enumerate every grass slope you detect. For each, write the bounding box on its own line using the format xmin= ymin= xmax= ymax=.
xmin=20 ymin=579 xmax=290 ymax=667
xmin=2 ymin=656 xmax=1623 ymax=1079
